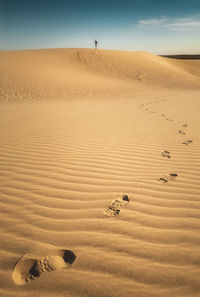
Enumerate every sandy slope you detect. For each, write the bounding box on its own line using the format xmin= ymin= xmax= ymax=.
xmin=0 ymin=49 xmax=200 ymax=297
xmin=0 ymin=48 xmax=200 ymax=102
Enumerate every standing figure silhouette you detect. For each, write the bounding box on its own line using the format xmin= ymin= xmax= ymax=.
xmin=95 ymin=40 xmax=98 ymax=49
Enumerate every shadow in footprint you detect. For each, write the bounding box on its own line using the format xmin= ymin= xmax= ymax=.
xmin=157 ymin=176 xmax=168 ymax=183
xmin=12 ymin=249 xmax=76 ymax=285
xmin=169 ymin=173 xmax=178 ymax=178
xmin=63 ymin=250 xmax=76 ymax=264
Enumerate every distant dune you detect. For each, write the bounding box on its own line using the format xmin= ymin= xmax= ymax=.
xmin=0 ymin=49 xmax=200 ymax=297
xmin=161 ymin=54 xmax=200 ymax=60
xmin=0 ymin=48 xmax=200 ymax=102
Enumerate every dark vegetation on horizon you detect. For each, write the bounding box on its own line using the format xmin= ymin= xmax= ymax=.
xmin=160 ymin=55 xmax=200 ymax=60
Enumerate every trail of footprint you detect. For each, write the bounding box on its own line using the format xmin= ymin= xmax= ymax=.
xmin=142 ymin=106 xmax=194 ymax=188
xmin=12 ymin=249 xmax=76 ymax=285
xmin=179 ymin=124 xmax=192 ymax=144
xmin=156 ymin=173 xmax=178 ymax=184
xmin=104 ymin=194 xmax=129 ymax=217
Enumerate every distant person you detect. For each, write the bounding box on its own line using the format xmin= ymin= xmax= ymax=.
xmin=95 ymin=40 xmax=98 ymax=49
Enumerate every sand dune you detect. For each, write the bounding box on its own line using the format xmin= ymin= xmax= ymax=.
xmin=0 ymin=49 xmax=200 ymax=297
xmin=0 ymin=48 xmax=200 ymax=102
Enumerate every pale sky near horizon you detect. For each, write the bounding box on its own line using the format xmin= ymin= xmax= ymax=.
xmin=0 ymin=0 xmax=200 ymax=54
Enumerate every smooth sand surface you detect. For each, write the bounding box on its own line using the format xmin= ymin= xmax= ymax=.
xmin=0 ymin=49 xmax=200 ymax=297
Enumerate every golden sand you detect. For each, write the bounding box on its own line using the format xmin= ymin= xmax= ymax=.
xmin=0 ymin=49 xmax=200 ymax=297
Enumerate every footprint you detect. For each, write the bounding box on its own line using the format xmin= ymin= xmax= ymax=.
xmin=161 ymin=114 xmax=166 ymax=117
xmin=182 ymin=140 xmax=193 ymax=145
xmin=104 ymin=194 xmax=129 ymax=217
xmin=178 ymin=130 xmax=186 ymax=135
xmin=157 ymin=173 xmax=178 ymax=183
xmin=12 ymin=249 xmax=76 ymax=285
xmin=182 ymin=124 xmax=188 ymax=128
xmin=161 ymin=151 xmax=171 ymax=158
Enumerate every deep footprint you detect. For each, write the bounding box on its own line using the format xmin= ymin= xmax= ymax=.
xmin=12 ymin=249 xmax=76 ymax=285
xmin=104 ymin=194 xmax=129 ymax=217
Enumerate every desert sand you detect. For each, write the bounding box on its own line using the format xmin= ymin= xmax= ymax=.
xmin=0 ymin=48 xmax=200 ymax=297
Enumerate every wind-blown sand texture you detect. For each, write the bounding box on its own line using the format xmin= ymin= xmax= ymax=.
xmin=0 ymin=48 xmax=200 ymax=297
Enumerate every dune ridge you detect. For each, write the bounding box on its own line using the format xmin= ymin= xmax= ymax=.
xmin=0 ymin=49 xmax=200 ymax=297
xmin=0 ymin=48 xmax=200 ymax=102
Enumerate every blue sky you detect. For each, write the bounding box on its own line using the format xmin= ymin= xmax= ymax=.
xmin=0 ymin=0 xmax=200 ymax=53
